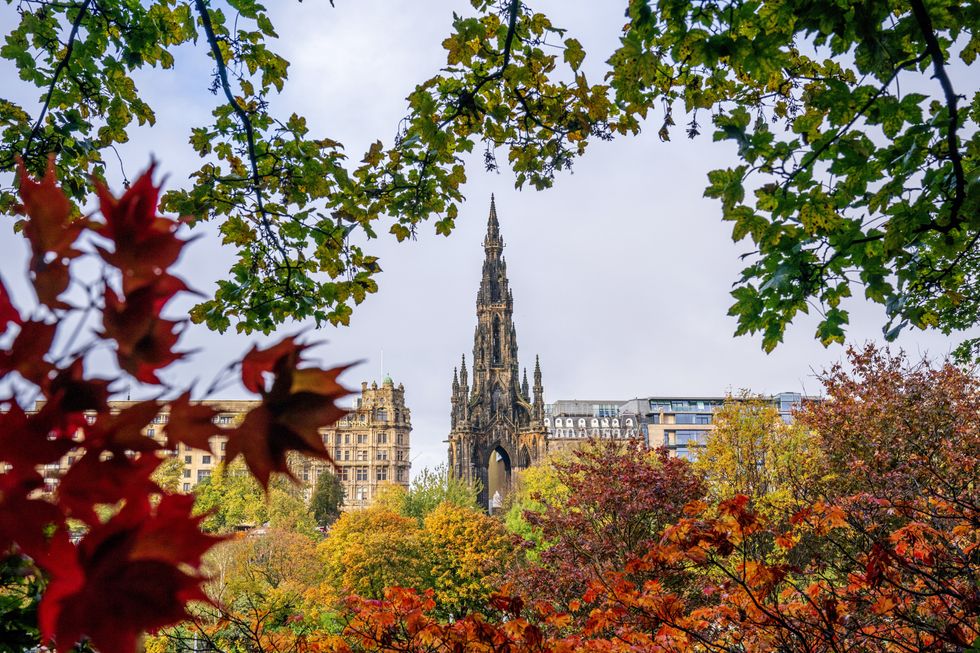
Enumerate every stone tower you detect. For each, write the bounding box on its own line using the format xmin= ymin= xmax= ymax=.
xmin=448 ymin=197 xmax=547 ymax=509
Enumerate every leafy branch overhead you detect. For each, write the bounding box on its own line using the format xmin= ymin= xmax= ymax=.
xmin=1 ymin=0 xmax=977 ymax=355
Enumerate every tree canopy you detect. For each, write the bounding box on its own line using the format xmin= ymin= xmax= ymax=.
xmin=3 ymin=1 xmax=974 ymax=354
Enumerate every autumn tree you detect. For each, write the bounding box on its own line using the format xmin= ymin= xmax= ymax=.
xmin=421 ymin=502 xmax=517 ymax=618
xmin=513 ymin=440 xmax=705 ymax=608
xmin=503 ymin=451 xmax=570 ymax=555
xmin=317 ymin=505 xmax=426 ymax=601
xmin=694 ymin=393 xmax=826 ymax=519
xmin=309 ymin=470 xmax=345 ymax=528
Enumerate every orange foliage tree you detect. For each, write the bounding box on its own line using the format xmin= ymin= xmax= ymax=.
xmin=328 ymin=349 xmax=979 ymax=652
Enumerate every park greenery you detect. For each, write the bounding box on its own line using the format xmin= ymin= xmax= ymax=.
xmin=1 ymin=0 xmax=975 ymax=357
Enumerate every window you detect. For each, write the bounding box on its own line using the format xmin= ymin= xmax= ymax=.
xmin=356 ymin=467 xmax=368 ymax=481
xmin=377 ymin=450 xmax=388 ymax=461
xmin=146 ymin=428 xmax=155 ymax=437
xmin=183 ymin=469 xmax=191 ymax=478
xmin=339 ymin=468 xmax=349 ymax=481
xmin=197 ymin=469 xmax=211 ymax=482
xmin=183 ymin=483 xmax=190 ymax=492
xmin=396 ymin=450 xmax=404 ymax=461
xmin=578 ymin=418 xmax=586 ymax=427
xmin=375 ymin=409 xmax=387 ymax=422
xmin=344 ymin=449 xmax=350 ymax=461
xmin=335 ymin=447 xmax=342 ymax=459
xmin=335 ymin=434 xmax=343 ymax=444
xmin=355 ymin=486 xmax=368 ymax=502
xmin=357 ymin=433 xmax=368 ymax=444
xmin=376 ymin=466 xmax=388 ymax=481
xmin=357 ymin=450 xmax=366 ymax=461
xmin=377 ymin=432 xmax=388 ymax=444
xmin=676 ymin=414 xmax=712 ymax=425
xmin=397 ymin=467 xmax=406 ymax=482
xmin=184 ymin=455 xmax=192 ymax=464
xmin=397 ymin=432 xmax=405 ymax=445
xmin=202 ymin=455 xmax=211 ymax=465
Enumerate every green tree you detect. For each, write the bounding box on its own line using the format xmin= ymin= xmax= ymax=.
xmin=193 ymin=461 xmax=315 ymax=535
xmin=4 ymin=1 xmax=974 ymax=353
xmin=401 ymin=464 xmax=481 ymax=522
xmin=309 ymin=471 xmax=344 ymax=528
xmin=150 ymin=455 xmax=185 ymax=494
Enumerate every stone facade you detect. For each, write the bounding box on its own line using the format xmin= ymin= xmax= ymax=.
xmin=36 ymin=379 xmax=411 ymax=511
xmin=448 ymin=198 xmax=548 ymax=509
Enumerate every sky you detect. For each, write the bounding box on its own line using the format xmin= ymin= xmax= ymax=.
xmin=0 ymin=1 xmax=969 ymax=474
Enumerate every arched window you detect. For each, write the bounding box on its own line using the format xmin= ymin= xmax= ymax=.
xmin=544 ymin=418 xmax=551 ymax=427
xmin=492 ymin=316 xmax=502 ymax=365
xmin=578 ymin=418 xmax=586 ymax=428
xmin=626 ymin=418 xmax=634 ymax=426
xmin=612 ymin=419 xmax=619 ymax=427
xmin=601 ymin=418 xmax=609 ymax=428
xmin=591 ymin=418 xmax=599 ymax=427
xmin=565 ymin=418 xmax=574 ymax=427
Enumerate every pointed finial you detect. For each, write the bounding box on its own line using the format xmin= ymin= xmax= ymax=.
xmin=484 ymin=194 xmax=502 ymax=249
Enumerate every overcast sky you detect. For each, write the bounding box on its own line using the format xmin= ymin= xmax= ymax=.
xmin=0 ymin=2 xmax=969 ymax=474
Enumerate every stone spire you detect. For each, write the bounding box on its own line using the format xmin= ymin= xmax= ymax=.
xmin=521 ymin=368 xmax=530 ymax=399
xmin=532 ymin=355 xmax=544 ymax=420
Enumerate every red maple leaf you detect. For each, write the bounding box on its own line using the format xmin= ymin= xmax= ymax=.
xmin=165 ymin=391 xmax=220 ymax=451
xmin=101 ymin=275 xmax=187 ymax=384
xmin=56 ymin=453 xmax=161 ymax=524
xmin=227 ymin=337 xmax=351 ymax=488
xmin=45 ymin=358 xmax=112 ymax=415
xmin=0 ymin=320 xmax=57 ymax=386
xmin=37 ymin=494 xmax=224 ymax=653
xmin=94 ymin=164 xmax=189 ymax=294
xmin=16 ymin=158 xmax=87 ymax=309
xmin=82 ymin=399 xmax=162 ymax=454
xmin=0 ymin=276 xmax=22 ymax=333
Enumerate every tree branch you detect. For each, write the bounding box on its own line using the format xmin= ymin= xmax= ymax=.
xmin=15 ymin=0 xmax=92 ymax=164
xmin=193 ymin=0 xmax=289 ymax=264
xmin=909 ymin=0 xmax=966 ymax=229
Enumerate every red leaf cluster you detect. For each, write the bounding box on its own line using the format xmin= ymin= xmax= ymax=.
xmin=0 ymin=163 xmax=225 ymax=653
xmin=228 ymin=337 xmax=352 ymax=488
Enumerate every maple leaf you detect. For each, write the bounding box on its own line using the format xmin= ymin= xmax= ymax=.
xmin=0 ymin=402 xmax=75 ymax=478
xmin=0 ymin=320 xmax=56 ymax=386
xmin=16 ymin=158 xmax=86 ymax=309
xmin=37 ymin=494 xmax=224 ymax=653
xmin=82 ymin=399 xmax=162 ymax=454
xmin=227 ymin=337 xmax=351 ymax=488
xmin=94 ymin=164 xmax=189 ymax=294
xmin=0 ymin=487 xmax=65 ymax=559
xmin=165 ymin=391 xmax=220 ymax=451
xmin=0 ymin=276 xmax=22 ymax=333
xmin=101 ymin=276 xmax=187 ymax=384
xmin=45 ymin=359 xmax=112 ymax=415
xmin=56 ymin=452 xmax=161 ymax=524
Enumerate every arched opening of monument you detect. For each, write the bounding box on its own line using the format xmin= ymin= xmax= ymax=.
xmin=486 ymin=446 xmax=511 ymax=512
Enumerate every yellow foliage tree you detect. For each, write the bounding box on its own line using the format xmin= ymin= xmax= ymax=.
xmin=693 ymin=393 xmax=826 ymax=521
xmin=317 ymin=506 xmax=425 ymax=600
xmin=420 ymin=502 xmax=516 ymax=617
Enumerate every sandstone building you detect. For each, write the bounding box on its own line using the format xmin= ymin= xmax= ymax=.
xmin=38 ymin=378 xmax=411 ymax=511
